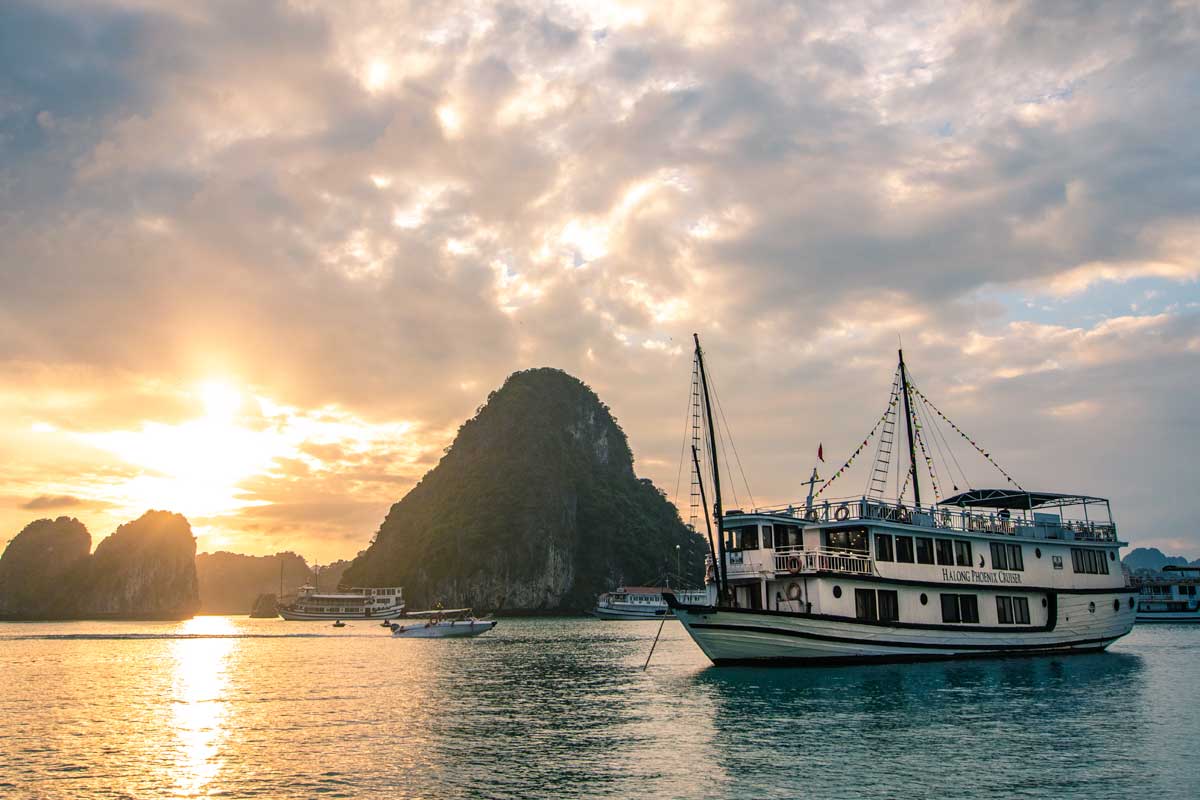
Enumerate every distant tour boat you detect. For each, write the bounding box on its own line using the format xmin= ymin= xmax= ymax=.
xmin=278 ymin=585 xmax=404 ymax=620
xmin=388 ymin=609 xmax=496 ymax=638
xmin=1133 ymin=566 xmax=1200 ymax=622
xmin=593 ymin=587 xmax=709 ymax=620
xmin=668 ymin=337 xmax=1136 ymax=665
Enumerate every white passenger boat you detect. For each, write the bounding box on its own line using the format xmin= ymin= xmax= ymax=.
xmin=1133 ymin=566 xmax=1200 ymax=622
xmin=668 ymin=337 xmax=1136 ymax=665
xmin=278 ymin=585 xmax=405 ymax=620
xmin=593 ymin=586 xmax=710 ymax=620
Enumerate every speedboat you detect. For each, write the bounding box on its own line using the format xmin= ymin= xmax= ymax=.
xmin=388 ymin=618 xmax=497 ymax=638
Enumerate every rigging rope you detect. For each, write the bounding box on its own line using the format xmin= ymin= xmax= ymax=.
xmin=908 ymin=383 xmax=1023 ymax=490
xmin=671 ymin=359 xmax=698 ymax=511
xmin=814 ymin=392 xmax=901 ymax=500
xmin=706 ymin=363 xmax=756 ymax=511
xmin=909 ymin=386 xmax=943 ymax=502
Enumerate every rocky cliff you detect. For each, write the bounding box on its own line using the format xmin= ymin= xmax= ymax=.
xmin=83 ymin=511 xmax=200 ymax=619
xmin=342 ymin=368 xmax=706 ymax=612
xmin=0 ymin=510 xmax=201 ymax=620
xmin=0 ymin=517 xmax=91 ymax=618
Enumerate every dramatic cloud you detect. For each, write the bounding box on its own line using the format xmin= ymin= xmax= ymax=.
xmin=1 ymin=0 xmax=1197 ymax=560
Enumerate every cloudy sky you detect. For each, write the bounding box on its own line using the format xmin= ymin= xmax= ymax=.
xmin=1 ymin=0 xmax=1197 ymax=562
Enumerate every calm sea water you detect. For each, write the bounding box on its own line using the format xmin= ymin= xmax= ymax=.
xmin=1 ymin=617 xmax=1196 ymax=799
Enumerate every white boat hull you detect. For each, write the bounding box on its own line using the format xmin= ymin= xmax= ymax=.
xmin=278 ymin=603 xmax=405 ymax=621
xmin=593 ymin=607 xmax=673 ymax=620
xmin=1136 ymin=610 xmax=1200 ymax=623
xmin=389 ymin=619 xmax=497 ymax=638
xmin=667 ymin=592 xmax=1135 ymax=665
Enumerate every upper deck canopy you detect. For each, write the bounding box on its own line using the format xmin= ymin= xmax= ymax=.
xmin=938 ymin=489 xmax=1108 ymax=510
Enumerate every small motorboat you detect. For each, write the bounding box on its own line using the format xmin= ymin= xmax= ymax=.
xmin=332 ymin=620 xmax=346 ymax=628
xmin=388 ymin=617 xmax=497 ymax=638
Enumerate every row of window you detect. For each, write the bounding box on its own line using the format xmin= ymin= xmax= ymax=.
xmin=941 ymin=594 xmax=1031 ymax=624
xmin=1071 ymin=547 xmax=1111 ymax=575
xmin=850 ymin=590 xmax=1034 ymax=625
xmin=873 ymin=533 xmax=976 ymax=568
xmin=726 ymin=523 xmax=803 ymax=551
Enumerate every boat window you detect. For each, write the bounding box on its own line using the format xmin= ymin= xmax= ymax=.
xmin=941 ymin=594 xmax=979 ymax=623
xmin=915 ymin=538 xmax=934 ymax=565
xmin=877 ymin=590 xmax=899 ymax=622
xmin=1070 ymin=547 xmax=1108 ymax=575
xmin=725 ymin=525 xmax=759 ymax=551
xmin=896 ymin=536 xmax=915 ymax=563
xmin=991 ymin=543 xmax=1023 ymax=571
xmin=825 ymin=527 xmax=869 ymax=553
xmin=761 ymin=525 xmax=774 ymax=549
xmin=940 ymin=594 xmax=959 ymax=623
xmin=1013 ymin=597 xmax=1030 ymax=624
xmin=855 ymin=589 xmax=878 ymax=622
xmin=996 ymin=596 xmax=1015 ymax=624
xmin=954 ymin=541 xmax=972 ymax=567
xmin=776 ymin=524 xmax=801 ymax=547
xmin=875 ymin=533 xmax=894 ymax=562
xmin=935 ymin=539 xmax=955 ymax=566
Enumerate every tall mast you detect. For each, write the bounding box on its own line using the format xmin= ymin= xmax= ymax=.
xmin=898 ymin=349 xmax=922 ymax=508
xmin=691 ymin=445 xmax=718 ymax=583
xmin=694 ymin=333 xmax=727 ymax=600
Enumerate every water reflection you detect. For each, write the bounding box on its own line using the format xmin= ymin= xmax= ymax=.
xmin=169 ymin=617 xmax=236 ymax=797
xmin=689 ymin=652 xmax=1147 ymax=799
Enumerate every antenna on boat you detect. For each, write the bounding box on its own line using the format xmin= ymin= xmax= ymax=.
xmin=898 ymin=349 xmax=922 ymax=509
xmin=693 ymin=333 xmax=727 ymax=602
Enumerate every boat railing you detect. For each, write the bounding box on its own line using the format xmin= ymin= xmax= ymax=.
xmin=750 ymin=496 xmax=1118 ymax=543
xmin=773 ymin=545 xmax=874 ymax=576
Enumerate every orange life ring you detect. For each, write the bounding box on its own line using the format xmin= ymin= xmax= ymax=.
xmin=835 ymin=505 xmax=850 ymax=521
xmin=787 ymin=555 xmax=802 ymax=574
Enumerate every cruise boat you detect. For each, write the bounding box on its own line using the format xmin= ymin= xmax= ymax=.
xmin=667 ymin=337 xmax=1136 ymax=665
xmin=1133 ymin=566 xmax=1200 ymax=622
xmin=593 ymin=586 xmax=710 ymax=620
xmin=278 ymin=585 xmax=405 ymax=620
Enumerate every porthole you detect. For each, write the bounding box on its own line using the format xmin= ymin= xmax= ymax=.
xmin=1109 ymin=551 xmax=1116 ymax=561
xmin=1042 ymin=598 xmax=1048 ymax=608
xmin=833 ymin=585 xmax=842 ymax=599
xmin=1129 ymin=597 xmax=1135 ymax=610
xmin=1035 ymin=548 xmax=1042 ymax=558
xmin=1113 ymin=599 xmax=1120 ymax=612
xmin=1088 ymin=601 xmax=1096 ymax=614
xmin=920 ymin=593 xmax=928 ymax=605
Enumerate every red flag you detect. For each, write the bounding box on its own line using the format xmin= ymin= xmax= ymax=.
xmin=817 ymin=443 xmax=824 ymax=462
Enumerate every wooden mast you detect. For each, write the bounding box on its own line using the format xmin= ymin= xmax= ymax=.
xmin=694 ymin=333 xmax=727 ymax=601
xmin=898 ymin=349 xmax=922 ymax=508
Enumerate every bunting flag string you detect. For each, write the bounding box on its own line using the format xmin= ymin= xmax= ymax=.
xmin=908 ymin=385 xmax=942 ymax=501
xmin=814 ymin=390 xmax=900 ymax=500
xmin=908 ymin=383 xmax=1023 ymax=490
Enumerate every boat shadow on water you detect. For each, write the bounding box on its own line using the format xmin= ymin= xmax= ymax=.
xmin=682 ymin=652 xmax=1153 ymax=797
xmin=689 ymin=650 xmax=1145 ymax=717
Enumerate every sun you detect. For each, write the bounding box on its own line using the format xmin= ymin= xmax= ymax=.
xmin=200 ymin=381 xmax=241 ymax=421
xmin=80 ymin=380 xmax=279 ymax=522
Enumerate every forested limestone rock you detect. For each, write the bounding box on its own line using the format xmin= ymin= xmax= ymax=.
xmin=343 ymin=368 xmax=706 ymax=612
